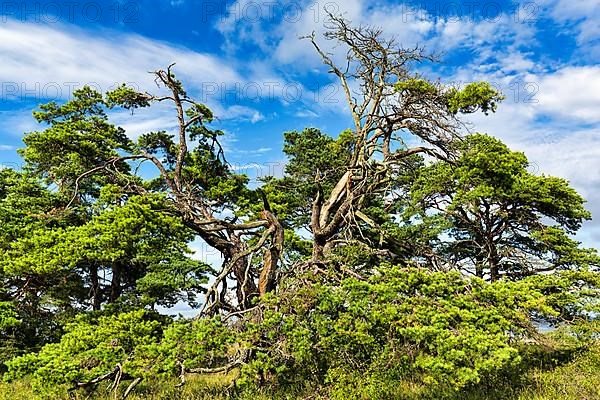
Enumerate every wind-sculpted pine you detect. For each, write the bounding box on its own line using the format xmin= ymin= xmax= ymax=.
xmin=407 ymin=134 xmax=599 ymax=280
xmin=262 ymin=13 xmax=505 ymax=271
xmin=15 ymin=66 xmax=284 ymax=316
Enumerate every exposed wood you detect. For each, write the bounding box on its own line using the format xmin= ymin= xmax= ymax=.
xmin=72 ymin=365 xmax=120 ymax=390
xmin=175 ymin=361 xmax=186 ymax=388
xmin=188 ymin=359 xmax=243 ymax=375
xmin=258 ymin=209 xmax=284 ymax=296
xmin=318 ymin=170 xmax=351 ymax=228
xmin=122 ymin=377 xmax=142 ymax=399
xmin=303 ymin=12 xmax=454 ymax=264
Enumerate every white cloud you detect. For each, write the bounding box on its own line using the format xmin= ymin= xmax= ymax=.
xmin=218 ymin=0 xmax=537 ymax=73
xmin=525 ymin=129 xmax=600 ymax=248
xmin=525 ymin=130 xmax=600 ymax=194
xmin=497 ymin=52 xmax=536 ymax=74
xmin=270 ymin=0 xmax=364 ymax=66
xmin=216 ymin=0 xmax=277 ymax=53
xmin=539 ymin=0 xmax=600 ymax=30
xmin=223 ymin=105 xmax=265 ymax=123
xmin=110 ymin=103 xmax=179 ymax=140
xmin=0 ymin=19 xmax=315 ymax=119
xmin=0 ymin=109 xmax=40 ymax=138
xmin=0 ymin=18 xmax=272 ymax=145
xmin=0 ymin=18 xmax=242 ymax=100
xmin=534 ymin=66 xmax=600 ymax=123
xmin=210 ymin=0 xmax=543 ymax=131
xmin=463 ymin=65 xmax=600 ymax=139
xmin=295 ymin=108 xmax=319 ymax=118
xmin=233 ymin=147 xmax=273 ymax=155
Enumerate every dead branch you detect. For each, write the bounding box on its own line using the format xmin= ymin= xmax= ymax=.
xmin=187 ymin=358 xmax=244 ymax=374
xmin=122 ymin=377 xmax=142 ymax=399
xmin=303 ymin=12 xmax=461 ymax=264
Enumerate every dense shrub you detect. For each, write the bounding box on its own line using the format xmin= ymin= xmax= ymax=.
xmin=244 ymin=266 xmax=550 ymax=395
xmin=4 ymin=310 xmax=167 ymax=394
xmin=4 ymin=266 xmax=599 ymax=399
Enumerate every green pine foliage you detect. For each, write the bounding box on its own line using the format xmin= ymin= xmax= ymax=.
xmin=4 ymin=265 xmax=599 ymax=399
xmin=408 ymin=134 xmax=599 ymax=280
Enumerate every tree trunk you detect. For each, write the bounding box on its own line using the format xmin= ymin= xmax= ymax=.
xmin=258 ymin=210 xmax=284 ymax=296
xmin=490 ymin=262 xmax=499 ymax=282
xmin=229 ymin=233 xmax=257 ymax=309
xmin=474 ymin=250 xmax=485 ymax=279
xmin=312 ymin=235 xmax=327 ymax=263
xmin=109 ymin=262 xmax=122 ymax=302
xmin=488 ymin=248 xmax=500 ymax=282
xmin=89 ymin=264 xmax=101 ymax=310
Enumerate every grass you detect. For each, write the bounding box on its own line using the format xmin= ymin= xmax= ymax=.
xmin=516 ymin=344 xmax=600 ymax=400
xmin=1 ymin=344 xmax=599 ymax=400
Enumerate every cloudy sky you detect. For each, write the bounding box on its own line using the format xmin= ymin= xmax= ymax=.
xmin=1 ymin=0 xmax=599 ymax=254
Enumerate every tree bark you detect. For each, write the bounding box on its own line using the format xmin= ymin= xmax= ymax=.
xmin=89 ymin=263 xmax=101 ymax=310
xmin=487 ymin=245 xmax=500 ymax=282
xmin=109 ymin=262 xmax=122 ymax=302
xmin=229 ymin=233 xmax=257 ymax=309
xmin=258 ymin=210 xmax=284 ymax=296
xmin=312 ymin=235 xmax=327 ymax=263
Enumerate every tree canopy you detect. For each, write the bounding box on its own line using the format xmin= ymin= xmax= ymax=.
xmin=407 ymin=134 xmax=598 ymax=280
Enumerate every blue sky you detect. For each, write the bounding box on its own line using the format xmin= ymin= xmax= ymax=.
xmin=1 ymin=0 xmax=599 ymax=257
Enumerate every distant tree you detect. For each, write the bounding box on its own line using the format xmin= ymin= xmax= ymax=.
xmin=2 ymin=191 xmax=210 ymax=311
xmin=0 ymin=169 xmax=211 ymax=371
xmin=408 ymin=134 xmax=598 ymax=280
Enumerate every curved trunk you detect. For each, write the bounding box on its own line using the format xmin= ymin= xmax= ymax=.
xmin=258 ymin=210 xmax=284 ymax=296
